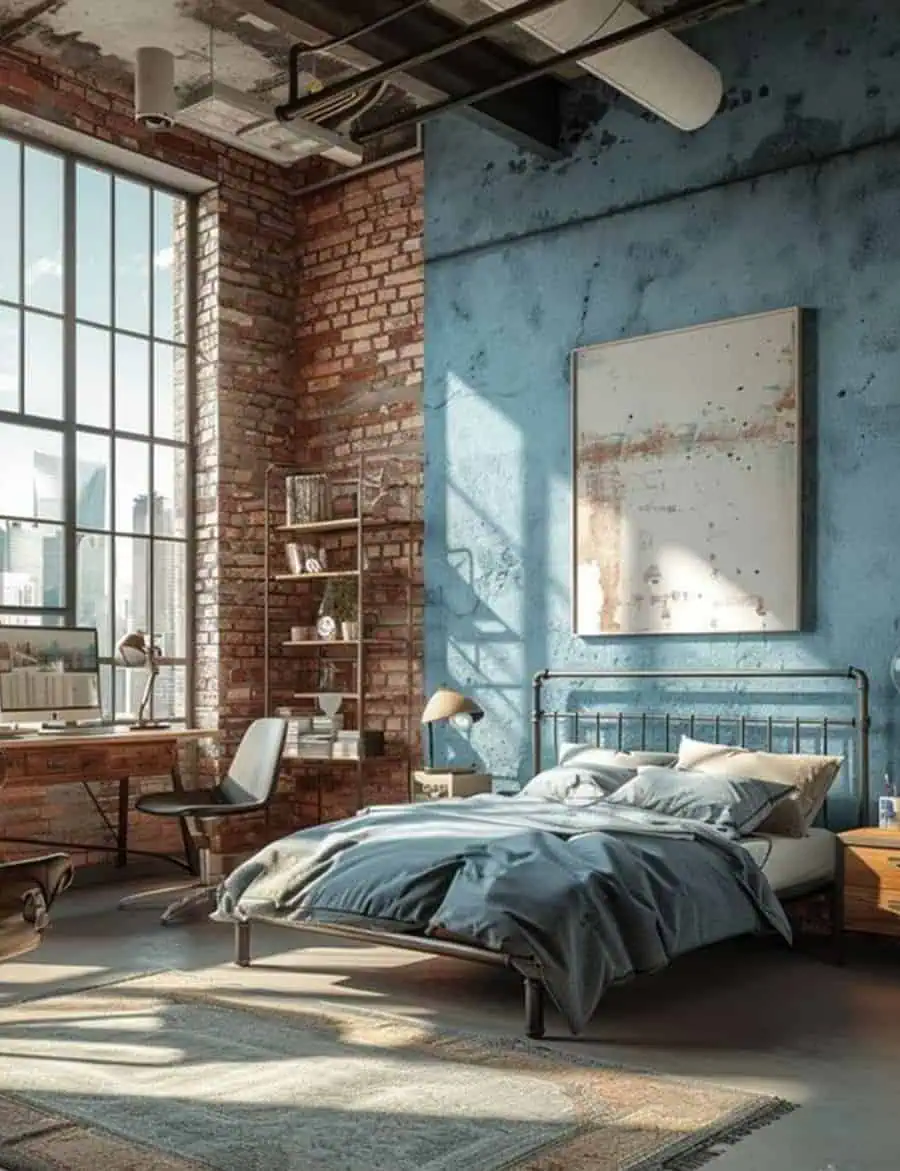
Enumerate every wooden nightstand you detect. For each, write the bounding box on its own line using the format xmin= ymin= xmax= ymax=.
xmin=411 ymin=771 xmax=493 ymax=802
xmin=839 ymin=827 xmax=900 ymax=941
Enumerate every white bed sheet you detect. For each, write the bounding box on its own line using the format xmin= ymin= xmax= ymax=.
xmin=740 ymin=827 xmax=836 ymax=894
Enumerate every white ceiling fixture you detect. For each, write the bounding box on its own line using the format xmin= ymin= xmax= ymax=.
xmin=132 ymin=32 xmax=363 ymax=170
xmin=176 ymin=80 xmax=364 ymax=167
xmin=479 ymin=0 xmax=723 ymax=131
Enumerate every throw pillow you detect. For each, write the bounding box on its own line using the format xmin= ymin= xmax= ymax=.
xmin=676 ymin=736 xmax=843 ymax=837
xmin=607 ymin=765 xmax=794 ymax=837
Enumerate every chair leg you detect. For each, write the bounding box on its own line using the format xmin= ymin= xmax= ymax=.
xmin=159 ymin=884 xmax=217 ymax=926
xmin=118 ymin=880 xmax=205 ymax=911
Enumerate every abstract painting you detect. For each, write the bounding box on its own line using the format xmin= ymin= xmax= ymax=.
xmin=572 ymin=308 xmax=801 ymax=636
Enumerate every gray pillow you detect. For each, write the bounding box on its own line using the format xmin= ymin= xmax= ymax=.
xmin=606 ymin=765 xmax=794 ymax=836
xmin=558 ymin=742 xmax=678 ymax=769
xmin=519 ymin=763 xmax=637 ymax=804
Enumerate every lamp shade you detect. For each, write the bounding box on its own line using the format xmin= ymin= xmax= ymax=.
xmin=116 ymin=630 xmax=151 ymax=667
xmin=421 ymin=688 xmax=483 ymax=725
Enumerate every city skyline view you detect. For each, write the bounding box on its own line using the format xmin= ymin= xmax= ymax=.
xmin=0 ymin=134 xmax=190 ymax=722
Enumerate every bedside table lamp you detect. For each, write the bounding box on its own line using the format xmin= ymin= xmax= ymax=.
xmin=116 ymin=630 xmax=170 ymax=730
xmin=421 ymin=688 xmax=483 ymax=773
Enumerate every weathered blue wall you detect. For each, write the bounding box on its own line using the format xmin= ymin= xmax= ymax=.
xmin=423 ymin=0 xmax=900 ymax=804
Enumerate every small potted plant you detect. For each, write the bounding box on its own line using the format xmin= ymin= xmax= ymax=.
xmin=332 ymin=579 xmax=359 ymax=642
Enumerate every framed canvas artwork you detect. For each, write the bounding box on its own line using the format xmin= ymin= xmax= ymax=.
xmin=571 ymin=307 xmax=802 ymax=636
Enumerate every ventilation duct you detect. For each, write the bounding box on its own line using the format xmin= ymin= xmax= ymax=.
xmin=479 ymin=0 xmax=723 ymax=131
xmin=176 ymin=82 xmax=363 ymax=167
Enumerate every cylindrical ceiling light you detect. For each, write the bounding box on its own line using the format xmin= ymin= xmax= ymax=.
xmin=134 ymin=46 xmax=177 ymax=130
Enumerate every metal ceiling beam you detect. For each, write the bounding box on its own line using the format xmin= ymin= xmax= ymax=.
xmin=278 ymin=0 xmax=576 ymax=120
xmin=356 ymin=0 xmax=744 ymax=143
xmin=262 ymin=0 xmax=563 ymax=157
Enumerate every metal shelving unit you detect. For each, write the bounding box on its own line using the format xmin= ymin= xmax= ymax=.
xmin=263 ymin=454 xmax=418 ymax=817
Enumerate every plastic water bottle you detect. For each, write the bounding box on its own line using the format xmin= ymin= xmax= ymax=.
xmin=878 ymin=772 xmax=897 ymax=829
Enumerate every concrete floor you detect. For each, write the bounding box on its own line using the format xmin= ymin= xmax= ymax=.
xmin=2 ymin=877 xmax=898 ymax=1171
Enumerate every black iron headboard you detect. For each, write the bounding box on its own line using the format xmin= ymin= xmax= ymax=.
xmin=532 ymin=668 xmax=871 ymax=828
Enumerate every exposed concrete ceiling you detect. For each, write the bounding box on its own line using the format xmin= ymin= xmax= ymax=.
xmin=0 ymin=1 xmax=753 ymax=164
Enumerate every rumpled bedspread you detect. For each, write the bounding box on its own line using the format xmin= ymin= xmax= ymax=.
xmin=213 ymin=795 xmax=791 ymax=1032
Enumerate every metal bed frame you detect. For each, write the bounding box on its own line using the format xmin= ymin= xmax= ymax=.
xmin=231 ymin=667 xmax=870 ymax=1040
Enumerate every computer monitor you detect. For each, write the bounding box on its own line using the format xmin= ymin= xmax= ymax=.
xmin=0 ymin=626 xmax=102 ymax=726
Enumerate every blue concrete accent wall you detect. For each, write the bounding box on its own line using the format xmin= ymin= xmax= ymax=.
xmin=422 ymin=0 xmax=900 ymax=806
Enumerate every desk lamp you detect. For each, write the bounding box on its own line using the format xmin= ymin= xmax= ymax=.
xmin=421 ymin=688 xmax=483 ymax=773
xmin=116 ymin=631 xmax=169 ymax=730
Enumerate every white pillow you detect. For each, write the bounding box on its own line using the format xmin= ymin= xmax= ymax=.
xmin=519 ymin=763 xmax=636 ymax=804
xmin=559 ymin=742 xmax=678 ymax=769
xmin=675 ymin=735 xmax=843 ymax=837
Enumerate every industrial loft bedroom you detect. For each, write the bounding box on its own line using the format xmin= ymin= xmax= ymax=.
xmin=0 ymin=1 xmax=898 ymax=1169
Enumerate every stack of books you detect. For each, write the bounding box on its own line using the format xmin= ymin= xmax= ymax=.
xmin=284 ymin=727 xmax=385 ymax=761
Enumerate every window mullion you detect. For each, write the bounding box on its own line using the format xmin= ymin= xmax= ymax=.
xmin=16 ymin=139 xmax=24 ymax=414
xmin=62 ymin=155 xmax=77 ymax=628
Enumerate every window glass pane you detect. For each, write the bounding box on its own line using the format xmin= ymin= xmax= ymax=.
xmin=0 ymin=306 xmax=19 ymax=413
xmin=24 ymin=311 xmax=63 ymax=419
xmin=153 ymin=341 xmax=188 ymax=441
xmin=151 ymin=539 xmax=186 ymax=659
xmin=0 ymin=519 xmax=64 ymax=607
xmin=76 ymin=531 xmax=111 ymax=657
xmin=0 ymin=613 xmax=64 ymax=627
xmin=0 ymin=137 xmax=20 ymax=303
xmin=115 ymin=333 xmax=149 ymax=435
xmin=151 ymin=664 xmax=186 ymax=722
xmin=24 ymin=147 xmax=63 ymax=313
xmin=76 ymin=432 xmax=110 ymax=529
xmin=76 ymin=323 xmax=110 ymax=428
xmin=76 ymin=164 xmax=111 ymax=325
xmin=113 ymin=534 xmax=149 ymax=646
xmin=153 ymin=191 xmax=186 ymax=341
xmin=114 ymin=178 xmax=150 ymax=333
xmin=114 ymin=438 xmax=149 ymax=533
xmin=153 ymin=445 xmax=186 ymax=537
xmin=0 ymin=423 xmax=63 ymax=520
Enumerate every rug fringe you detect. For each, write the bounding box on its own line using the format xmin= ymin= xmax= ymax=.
xmin=643 ymin=1098 xmax=797 ymax=1171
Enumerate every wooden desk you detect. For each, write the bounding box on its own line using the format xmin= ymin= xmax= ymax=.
xmin=0 ymin=728 xmax=217 ymax=874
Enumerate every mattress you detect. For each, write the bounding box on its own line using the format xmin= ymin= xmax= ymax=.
xmin=740 ymin=827 xmax=836 ymax=894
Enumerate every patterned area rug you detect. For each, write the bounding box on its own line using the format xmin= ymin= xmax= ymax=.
xmin=0 ymin=971 xmax=794 ymax=1171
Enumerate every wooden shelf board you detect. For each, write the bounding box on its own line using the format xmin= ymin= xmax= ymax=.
xmin=291 ymin=692 xmax=359 ymax=700
xmin=283 ymin=754 xmax=364 ymax=765
xmin=283 ymin=640 xmax=359 ymax=647
xmin=278 ymin=517 xmax=359 ymax=533
xmin=282 ymin=638 xmax=415 ymax=648
xmin=273 ymin=570 xmax=360 ymax=581
xmin=277 ymin=517 xmax=419 ymax=534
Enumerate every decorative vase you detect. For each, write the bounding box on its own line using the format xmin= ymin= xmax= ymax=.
xmin=341 ymin=621 xmax=359 ymax=642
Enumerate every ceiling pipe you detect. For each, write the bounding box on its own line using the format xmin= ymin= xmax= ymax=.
xmin=354 ymin=0 xmax=743 ymax=144
xmin=276 ymin=0 xmax=575 ymax=122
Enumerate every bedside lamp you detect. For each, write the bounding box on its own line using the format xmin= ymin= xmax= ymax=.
xmin=421 ymin=688 xmax=483 ymax=773
xmin=116 ymin=630 xmax=169 ymax=730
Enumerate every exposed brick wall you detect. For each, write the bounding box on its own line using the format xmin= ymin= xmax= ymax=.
xmin=289 ymin=160 xmax=425 ymax=825
xmin=0 ymin=48 xmax=296 ymax=867
xmin=0 ymin=49 xmax=425 ymax=868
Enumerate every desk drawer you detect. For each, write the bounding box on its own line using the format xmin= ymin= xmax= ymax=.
xmin=6 ymin=743 xmax=175 ymax=784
